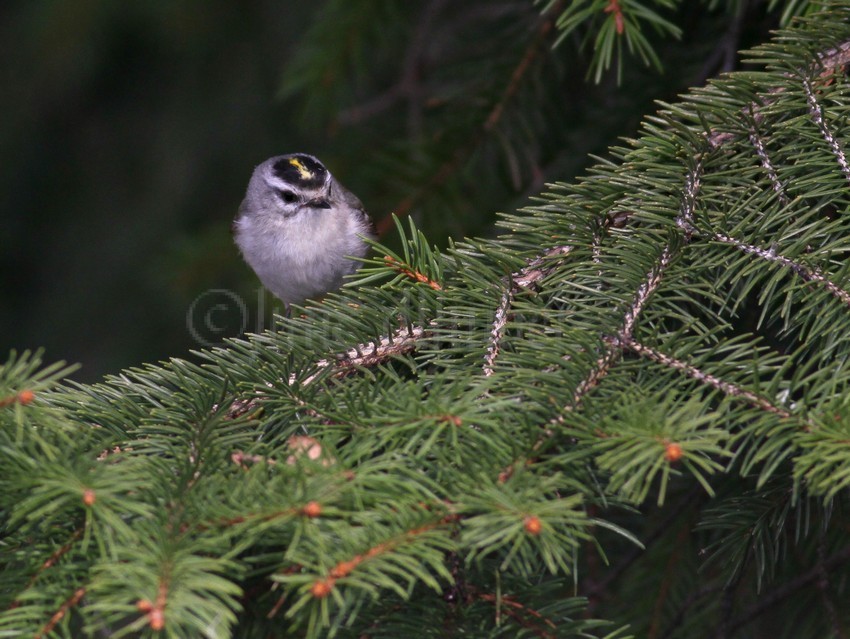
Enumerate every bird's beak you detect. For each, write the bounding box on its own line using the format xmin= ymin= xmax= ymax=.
xmin=306 ymin=197 xmax=331 ymax=209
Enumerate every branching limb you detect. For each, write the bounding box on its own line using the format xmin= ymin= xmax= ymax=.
xmin=560 ymin=154 xmax=704 ymax=416
xmin=226 ymin=325 xmax=428 ymax=420
xmin=35 ymin=587 xmax=86 ymax=639
xmin=483 ymin=246 xmax=574 ymax=377
xmin=747 ymin=107 xmax=789 ymax=205
xmin=384 ymin=256 xmax=443 ymax=290
xmin=293 ymin=324 xmax=427 ymax=387
xmin=559 ymin=244 xmax=675 ymax=418
xmin=622 ymin=337 xmax=793 ymax=419
xmin=477 ymin=591 xmax=557 ymax=638
xmin=803 ymin=74 xmax=850 ymax=185
xmin=710 ymin=230 xmax=850 ymax=309
xmin=707 ymin=37 xmax=850 ymax=150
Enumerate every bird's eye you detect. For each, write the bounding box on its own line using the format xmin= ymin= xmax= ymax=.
xmin=276 ymin=189 xmax=297 ymax=204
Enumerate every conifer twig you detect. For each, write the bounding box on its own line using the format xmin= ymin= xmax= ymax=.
xmin=604 ymin=37 xmax=850 ymax=231
xmin=558 ymin=244 xmax=674 ymax=418
xmin=671 ymin=148 xmax=850 ymax=309
xmin=622 ymin=337 xmax=793 ymax=419
xmin=818 ymin=38 xmax=850 ymax=72
xmin=292 ymin=324 xmax=427 ymax=387
xmin=34 ymin=527 xmax=84 ymax=578
xmin=384 ymin=256 xmax=443 ymax=290
xmin=308 ymin=514 xmax=454 ymax=599
xmin=803 ymin=74 xmax=850 ymax=185
xmin=483 ymin=287 xmax=513 ymax=378
xmin=557 ymin=157 xmax=704 ymax=417
xmin=228 ymin=325 xmax=430 ymax=418
xmin=8 ymin=527 xmax=85 ymax=612
xmin=710 ymin=230 xmax=850 ymax=309
xmin=747 ymin=109 xmax=789 ymax=205
xmin=477 ymin=591 xmax=557 ymax=638
xmin=35 ymin=587 xmax=86 ymax=639
xmin=707 ymin=37 xmax=850 ymax=150
xmin=483 ymin=245 xmax=573 ymax=377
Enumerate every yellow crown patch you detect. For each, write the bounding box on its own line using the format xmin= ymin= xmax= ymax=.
xmin=289 ymin=158 xmax=313 ymax=180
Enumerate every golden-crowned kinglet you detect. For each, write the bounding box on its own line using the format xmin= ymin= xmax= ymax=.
xmin=233 ymin=154 xmax=375 ymax=308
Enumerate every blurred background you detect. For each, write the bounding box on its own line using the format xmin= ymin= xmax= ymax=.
xmin=0 ymin=1 xmax=789 ymax=381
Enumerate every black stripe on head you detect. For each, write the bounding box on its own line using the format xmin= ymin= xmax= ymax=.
xmin=272 ymin=155 xmax=327 ymax=189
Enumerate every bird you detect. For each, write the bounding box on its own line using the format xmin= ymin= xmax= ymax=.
xmin=233 ymin=153 xmax=375 ymax=310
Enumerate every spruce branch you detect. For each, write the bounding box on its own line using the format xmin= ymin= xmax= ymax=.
xmin=9 ymin=8 xmax=850 ymax=638
xmin=483 ymin=287 xmax=513 ymax=378
xmin=529 ymin=155 xmax=705 ymax=421
xmin=559 ymin=230 xmax=678 ymax=417
xmin=477 ymin=590 xmax=557 ymax=638
xmin=483 ymin=245 xmax=574 ymax=377
xmin=709 ymin=230 xmax=850 ymax=310
xmin=291 ymin=324 xmax=428 ymax=388
xmin=247 ymin=30 xmax=850 ymax=434
xmin=803 ymin=74 xmax=850 ymax=185
xmin=34 ymin=587 xmax=86 ymax=639
xmin=674 ymin=155 xmax=703 ymax=234
xmin=622 ymin=338 xmax=794 ymax=419
xmin=818 ymin=37 xmax=850 ymax=71
xmin=226 ymin=324 xmax=429 ymax=419
xmin=546 ymin=0 xmax=681 ymax=83
xmin=746 ymin=109 xmax=790 ymax=205
xmin=383 ymin=256 xmax=443 ymax=291
xmin=305 ymin=514 xmax=455 ymax=601
xmin=705 ymin=35 xmax=850 ymax=150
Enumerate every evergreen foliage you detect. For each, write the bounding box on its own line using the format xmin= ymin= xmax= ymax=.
xmin=4 ymin=2 xmax=850 ymax=638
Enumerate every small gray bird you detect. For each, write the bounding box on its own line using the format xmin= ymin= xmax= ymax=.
xmin=233 ymin=154 xmax=375 ymax=308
